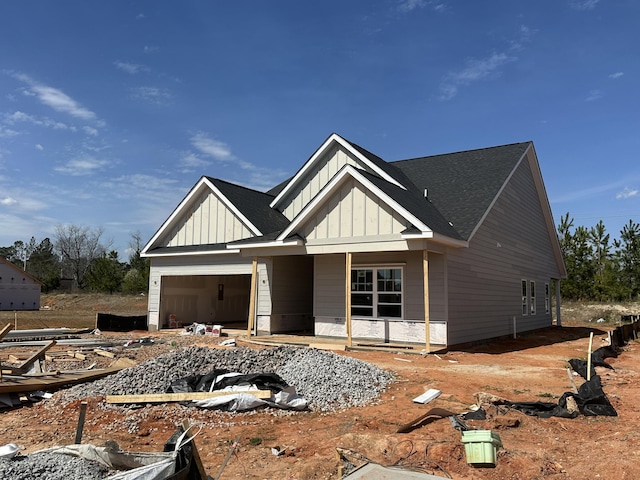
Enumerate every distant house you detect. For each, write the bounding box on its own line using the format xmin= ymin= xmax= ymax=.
xmin=0 ymin=257 xmax=43 ymax=311
xmin=142 ymin=133 xmax=566 ymax=348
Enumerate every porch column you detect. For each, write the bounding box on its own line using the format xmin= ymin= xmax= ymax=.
xmin=345 ymin=252 xmax=352 ymax=347
xmin=246 ymin=256 xmax=258 ymax=338
xmin=423 ymin=250 xmax=431 ymax=353
xmin=555 ymin=280 xmax=562 ymax=327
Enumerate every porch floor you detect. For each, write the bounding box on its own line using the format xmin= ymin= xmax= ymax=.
xmin=223 ymin=328 xmax=446 ymax=354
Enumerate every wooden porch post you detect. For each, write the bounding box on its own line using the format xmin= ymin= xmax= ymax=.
xmin=555 ymin=280 xmax=562 ymax=327
xmin=346 ymin=252 xmax=352 ymax=347
xmin=423 ymin=249 xmax=431 ymax=353
xmin=246 ymin=256 xmax=258 ymax=338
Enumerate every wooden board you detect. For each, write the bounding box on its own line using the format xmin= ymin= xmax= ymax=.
xmin=106 ymin=389 xmax=272 ymax=404
xmin=0 ymin=363 xmax=132 ymax=394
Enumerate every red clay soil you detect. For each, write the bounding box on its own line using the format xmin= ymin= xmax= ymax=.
xmin=1 ymin=325 xmax=639 ymax=480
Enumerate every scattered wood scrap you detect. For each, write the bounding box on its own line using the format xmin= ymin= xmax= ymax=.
xmin=106 ymin=389 xmax=272 ymax=404
xmin=0 ymin=357 xmax=136 ymax=395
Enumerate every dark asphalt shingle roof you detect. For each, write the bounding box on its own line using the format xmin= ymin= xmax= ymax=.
xmin=212 ymin=141 xmax=530 ymax=243
xmin=207 ymin=177 xmax=290 ymax=235
xmin=391 ymin=142 xmax=531 ymax=239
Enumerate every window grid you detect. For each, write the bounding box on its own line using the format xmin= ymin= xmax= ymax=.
xmin=351 ymin=267 xmax=403 ymax=318
xmin=530 ymin=281 xmax=536 ymax=315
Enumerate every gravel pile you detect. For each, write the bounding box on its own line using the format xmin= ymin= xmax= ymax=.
xmin=53 ymin=345 xmax=394 ymax=411
xmin=0 ymin=452 xmax=109 ymax=479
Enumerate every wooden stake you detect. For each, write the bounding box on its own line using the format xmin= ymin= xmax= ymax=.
xmin=214 ymin=435 xmax=241 ymax=480
xmin=75 ymin=401 xmax=88 ymax=444
xmin=587 ymin=331 xmax=594 ymax=381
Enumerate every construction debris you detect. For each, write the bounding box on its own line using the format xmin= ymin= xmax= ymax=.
xmin=51 ymin=345 xmax=394 ymax=412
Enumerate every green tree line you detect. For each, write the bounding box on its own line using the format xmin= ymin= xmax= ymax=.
xmin=558 ymin=213 xmax=640 ymax=301
xmin=0 ymin=225 xmax=149 ymax=295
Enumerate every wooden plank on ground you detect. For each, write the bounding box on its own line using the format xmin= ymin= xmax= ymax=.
xmin=0 ymin=324 xmax=12 ymax=341
xmin=309 ymin=343 xmax=346 ymax=351
xmin=0 ymin=363 xmax=131 ymax=394
xmin=94 ymin=348 xmax=115 ymax=358
xmin=106 ymin=390 xmax=272 ymax=404
xmin=15 ymin=341 xmax=57 ymax=373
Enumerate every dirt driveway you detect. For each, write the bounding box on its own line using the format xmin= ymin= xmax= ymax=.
xmin=1 ymin=324 xmax=638 ymax=479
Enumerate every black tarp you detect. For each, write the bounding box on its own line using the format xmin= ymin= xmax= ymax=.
xmin=169 ymin=370 xmax=290 ymax=395
xmin=96 ymin=313 xmax=148 ymax=332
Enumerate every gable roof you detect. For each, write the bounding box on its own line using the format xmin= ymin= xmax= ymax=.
xmin=269 ymin=133 xmax=406 ymax=209
xmin=145 ymin=136 xmax=558 ymax=257
xmin=0 ymin=257 xmax=44 ymax=286
xmin=392 ymin=142 xmax=531 ymax=240
xmin=206 ymin=177 xmax=289 ymax=235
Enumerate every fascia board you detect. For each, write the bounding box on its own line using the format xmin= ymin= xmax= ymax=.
xmin=270 ymin=133 xmax=405 ymax=209
xmin=526 ymin=144 xmax=567 ymax=278
xmin=402 ymin=231 xmax=468 ymax=248
xmin=142 ymin=249 xmax=241 ymax=258
xmin=277 ymin=165 xmax=430 ymax=241
xmin=227 ymin=238 xmax=304 ymax=250
xmin=141 ymin=177 xmax=261 ymax=255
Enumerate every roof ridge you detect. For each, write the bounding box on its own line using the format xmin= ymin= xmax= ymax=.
xmin=392 ymin=141 xmax=531 ymax=164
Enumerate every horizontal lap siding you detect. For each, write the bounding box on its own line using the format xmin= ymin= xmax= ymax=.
xmin=314 ymin=254 xmax=345 ymax=318
xmin=314 ymin=251 xmax=432 ymax=321
xmin=446 ymin=156 xmax=558 ymax=345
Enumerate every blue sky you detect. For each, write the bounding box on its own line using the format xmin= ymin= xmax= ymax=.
xmin=1 ymin=0 xmax=638 ymax=257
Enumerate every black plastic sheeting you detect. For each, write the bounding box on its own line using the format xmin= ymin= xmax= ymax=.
xmin=484 ymin=343 xmax=622 ymax=419
xmin=96 ymin=313 xmax=148 ymax=332
xmin=505 ymin=374 xmax=617 ymax=418
xmin=568 ymin=345 xmax=619 ymax=380
xmin=169 ymin=370 xmax=290 ymax=395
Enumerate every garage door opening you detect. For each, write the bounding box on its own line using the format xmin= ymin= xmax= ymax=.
xmin=159 ymin=274 xmax=251 ymax=329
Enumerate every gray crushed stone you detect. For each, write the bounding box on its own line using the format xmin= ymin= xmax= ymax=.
xmin=0 ymin=452 xmax=109 ymax=480
xmin=53 ymin=345 xmax=394 ymax=411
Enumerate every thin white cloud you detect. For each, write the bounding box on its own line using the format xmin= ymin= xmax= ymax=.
xmin=188 ymin=132 xmax=289 ymax=190
xmin=143 ymin=45 xmax=159 ymax=54
xmin=180 ymin=152 xmax=211 ymax=169
xmin=0 ymin=197 xmax=18 ymax=206
xmin=54 ymin=157 xmax=110 ymax=176
xmin=570 ymin=0 xmax=600 ymax=10
xmin=439 ymin=52 xmax=513 ymax=100
xmin=585 ymin=89 xmax=602 ymax=102
xmin=398 ymin=0 xmax=446 ymax=13
xmin=35 ymin=144 xmax=44 ymax=151
xmin=11 ymin=73 xmax=96 ymax=121
xmin=616 ymin=187 xmax=639 ymax=200
xmin=83 ymin=126 xmax=99 ymax=136
xmin=0 ymin=126 xmax=19 ymax=138
xmin=609 ymin=72 xmax=624 ymax=79
xmin=191 ymin=133 xmax=234 ymax=162
xmin=5 ymin=111 xmax=76 ymax=131
xmin=131 ymin=86 xmax=171 ymax=105
xmin=114 ymin=61 xmax=149 ymax=75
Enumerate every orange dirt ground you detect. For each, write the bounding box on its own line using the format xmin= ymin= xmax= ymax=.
xmin=1 ymin=297 xmax=639 ymax=479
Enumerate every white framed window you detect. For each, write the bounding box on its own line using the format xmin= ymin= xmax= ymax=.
xmin=351 ymin=266 xmax=403 ymax=318
xmin=545 ymin=283 xmax=550 ymax=314
xmin=530 ymin=281 xmax=536 ymax=315
xmin=521 ymin=280 xmax=528 ymax=316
